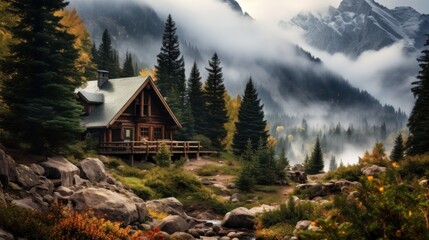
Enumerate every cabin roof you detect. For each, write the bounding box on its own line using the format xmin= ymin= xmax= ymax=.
xmin=76 ymin=76 xmax=181 ymax=129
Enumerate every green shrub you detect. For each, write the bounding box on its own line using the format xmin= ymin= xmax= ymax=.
xmin=196 ymin=164 xmax=240 ymax=176
xmin=256 ymin=223 xmax=295 ymax=240
xmin=105 ymin=158 xmax=121 ymax=169
xmin=324 ymin=164 xmax=362 ymax=181
xmin=154 ymin=143 xmax=171 ymax=167
xmin=192 ymin=134 xmax=215 ymax=151
xmin=260 ymin=197 xmax=320 ymax=228
xmin=398 ymin=154 xmax=429 ymax=179
xmin=130 ymin=185 xmax=154 ymax=200
xmin=174 ymin=157 xmax=187 ymax=168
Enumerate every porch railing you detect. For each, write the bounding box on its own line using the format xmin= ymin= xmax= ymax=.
xmin=98 ymin=140 xmax=201 ymax=155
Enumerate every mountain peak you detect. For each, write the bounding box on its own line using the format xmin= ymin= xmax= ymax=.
xmin=289 ymin=0 xmax=429 ymax=57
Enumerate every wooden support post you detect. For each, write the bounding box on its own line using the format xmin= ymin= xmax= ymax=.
xmin=197 ymin=142 xmax=200 ymax=159
xmin=129 ymin=154 xmax=134 ymax=167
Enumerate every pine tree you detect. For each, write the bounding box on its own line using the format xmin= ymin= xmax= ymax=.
xmin=232 ymin=77 xmax=268 ymax=155
xmin=203 ymin=53 xmax=228 ymax=149
xmin=304 ymin=154 xmax=310 ymax=173
xmin=121 ymin=51 xmax=135 ymax=77
xmin=276 ymin=147 xmax=289 ymax=180
xmin=187 ymin=62 xmax=206 ymax=135
xmin=241 ymin=139 xmax=254 ymax=162
xmin=407 ymin=35 xmax=429 ymax=156
xmin=329 ymin=155 xmax=338 ymax=171
xmin=237 ymin=161 xmax=255 ymax=192
xmin=110 ymin=49 xmax=121 ymax=79
xmin=155 ymin=14 xmax=186 ymax=98
xmin=306 ymin=138 xmax=324 ymax=174
xmin=154 ymin=143 xmax=172 ymax=167
xmin=0 ymin=0 xmax=83 ymax=154
xmin=255 ymin=139 xmax=277 ymax=185
xmin=175 ymin=98 xmax=195 ymax=140
xmin=91 ymin=41 xmax=99 ymax=68
xmin=98 ymin=29 xmax=113 ymax=71
xmin=390 ymin=133 xmax=404 ymax=161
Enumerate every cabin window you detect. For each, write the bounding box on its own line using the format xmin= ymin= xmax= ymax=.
xmin=140 ymin=127 xmax=149 ymax=141
xmin=153 ymin=127 xmax=162 ymax=140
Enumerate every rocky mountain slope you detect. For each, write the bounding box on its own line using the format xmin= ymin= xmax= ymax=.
xmin=288 ymin=0 xmax=429 ymax=57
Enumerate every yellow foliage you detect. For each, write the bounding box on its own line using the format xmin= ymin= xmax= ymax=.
xmin=56 ymin=9 xmax=95 ymax=82
xmin=147 ymin=209 xmax=168 ymax=220
xmin=359 ymin=142 xmax=389 ymax=166
xmin=222 ymin=93 xmax=241 ymax=150
xmin=140 ymin=68 xmax=157 ymax=79
xmin=0 ymin=0 xmax=17 ymax=59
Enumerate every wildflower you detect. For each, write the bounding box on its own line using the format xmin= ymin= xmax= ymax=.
xmin=378 ymin=187 xmax=384 ymax=192
xmin=391 ymin=162 xmax=399 ymax=168
xmin=367 ymin=175 xmax=374 ymax=181
xmin=396 ymin=230 xmax=401 ymax=237
xmin=311 ymin=221 xmax=317 ymax=226
xmin=409 ymin=211 xmax=412 ymax=217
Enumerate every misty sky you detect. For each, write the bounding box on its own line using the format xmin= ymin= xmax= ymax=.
xmin=237 ymin=0 xmax=429 ymax=24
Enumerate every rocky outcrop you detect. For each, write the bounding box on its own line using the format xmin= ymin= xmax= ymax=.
xmin=296 ymin=180 xmax=361 ymax=199
xmin=287 ymin=171 xmax=307 ymax=183
xmin=0 ymin=228 xmax=13 ymax=240
xmin=221 ymin=207 xmax=255 ymax=229
xmin=15 ymin=164 xmax=41 ymax=189
xmin=248 ymin=204 xmax=278 ymax=215
xmin=69 ymin=187 xmax=146 ymax=225
xmin=361 ymin=165 xmax=387 ymax=176
xmin=0 ymin=149 xmax=17 ymax=185
xmin=77 ymin=158 xmax=107 ymax=182
xmin=146 ymin=197 xmax=188 ymax=219
xmin=40 ymin=156 xmax=79 ymax=187
xmin=158 ymin=215 xmax=189 ymax=234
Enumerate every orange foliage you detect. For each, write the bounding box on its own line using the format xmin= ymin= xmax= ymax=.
xmin=139 ymin=68 xmax=157 ymax=80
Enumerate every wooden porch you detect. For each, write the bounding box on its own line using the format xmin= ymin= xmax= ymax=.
xmin=98 ymin=140 xmax=203 ymax=156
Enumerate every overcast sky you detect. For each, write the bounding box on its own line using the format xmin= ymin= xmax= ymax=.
xmin=237 ymin=0 xmax=429 ymax=24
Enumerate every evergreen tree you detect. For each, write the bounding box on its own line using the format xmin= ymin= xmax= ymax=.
xmin=276 ymin=147 xmax=289 ymax=180
xmin=237 ymin=161 xmax=256 ymax=192
xmin=154 ymin=143 xmax=172 ymax=167
xmin=203 ymin=53 xmax=228 ymax=149
xmin=110 ymin=49 xmax=121 ymax=79
xmin=329 ymin=155 xmax=338 ymax=171
xmin=255 ymin=139 xmax=277 ymax=185
xmin=407 ymin=35 xmax=429 ymax=156
xmin=232 ymin=77 xmax=268 ymax=155
xmin=175 ymin=97 xmax=195 ymax=140
xmin=304 ymin=154 xmax=310 ymax=173
xmin=0 ymin=0 xmax=83 ymax=154
xmin=155 ymin=14 xmax=186 ymax=98
xmin=98 ymin=29 xmax=113 ymax=71
xmin=390 ymin=133 xmax=404 ymax=161
xmin=306 ymin=138 xmax=324 ymax=174
xmin=187 ymin=62 xmax=206 ymax=135
xmin=91 ymin=41 xmax=99 ymax=68
xmin=121 ymin=51 xmax=135 ymax=77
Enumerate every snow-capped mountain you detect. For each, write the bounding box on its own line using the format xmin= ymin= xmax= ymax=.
xmin=288 ymin=0 xmax=429 ymax=57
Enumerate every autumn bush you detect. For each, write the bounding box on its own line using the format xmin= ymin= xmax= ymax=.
xmin=324 ymin=164 xmax=362 ymax=181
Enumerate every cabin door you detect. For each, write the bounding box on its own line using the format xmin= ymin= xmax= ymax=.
xmin=123 ymin=127 xmax=134 ymax=142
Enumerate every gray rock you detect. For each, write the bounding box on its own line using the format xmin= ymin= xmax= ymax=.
xmin=40 ymin=156 xmax=79 ymax=187
xmin=158 ymin=215 xmax=189 ymax=234
xmin=0 ymin=183 xmax=5 ymax=204
xmin=0 ymin=149 xmax=17 ymax=185
xmin=419 ymin=179 xmax=428 ymax=187
xmin=187 ymin=229 xmax=200 ymax=238
xmin=308 ymin=224 xmax=320 ymax=231
xmin=170 ymin=232 xmax=194 ymax=240
xmin=0 ymin=228 xmax=13 ymax=240
xmin=154 ymin=231 xmax=170 ymax=240
xmin=15 ymin=164 xmax=41 ymax=189
xmin=136 ymin=202 xmax=149 ymax=222
xmin=221 ymin=207 xmax=255 ymax=229
xmin=295 ymin=183 xmax=326 ymax=198
xmin=295 ymin=220 xmax=311 ymax=230
xmin=69 ymin=187 xmax=144 ymax=225
xmin=146 ymin=197 xmax=188 ymax=219
xmin=31 ymin=177 xmax=54 ymax=196
xmin=77 ymin=158 xmax=107 ymax=182
xmin=227 ymin=183 xmax=236 ymax=189
xmin=29 ymin=164 xmax=45 ymax=176
xmin=291 ymin=164 xmax=305 ymax=172
xmin=287 ymin=171 xmax=307 ymax=183
xmin=219 ymin=237 xmax=231 ymax=240
xmin=361 ymin=165 xmax=387 ymax=176
xmin=55 ymin=186 xmax=74 ymax=196
xmin=249 ymin=204 xmax=278 ymax=215
xmin=202 ymin=179 xmax=212 ymax=185
xmin=12 ymin=197 xmax=43 ymax=211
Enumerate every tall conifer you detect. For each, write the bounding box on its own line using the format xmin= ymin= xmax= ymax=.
xmin=306 ymin=138 xmax=324 ymax=174
xmin=232 ymin=77 xmax=268 ymax=155
xmin=204 ymin=53 xmax=228 ymax=149
xmin=122 ymin=51 xmax=135 ymax=77
xmin=390 ymin=133 xmax=404 ymax=161
xmin=1 ymin=0 xmax=83 ymax=153
xmin=407 ymin=35 xmax=429 ymax=156
xmin=98 ymin=29 xmax=113 ymax=71
xmin=188 ymin=62 xmax=205 ymax=135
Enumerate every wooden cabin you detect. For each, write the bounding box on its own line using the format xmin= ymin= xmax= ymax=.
xmin=76 ymin=71 xmax=201 ymax=159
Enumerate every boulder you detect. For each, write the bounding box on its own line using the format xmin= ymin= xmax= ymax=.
xmin=361 ymin=165 xmax=386 ymax=176
xmin=0 ymin=228 xmax=13 ymax=240
xmin=287 ymin=171 xmax=307 ymax=183
xmin=291 ymin=164 xmax=305 ymax=172
xmin=29 ymin=164 xmax=45 ymax=176
xmin=0 ymin=149 xmax=17 ymax=185
xmin=15 ymin=164 xmax=41 ymax=189
xmin=170 ymin=232 xmax=195 ymax=240
xmin=55 ymin=186 xmax=74 ymax=197
xmin=12 ymin=197 xmax=44 ymax=211
xmin=135 ymin=202 xmax=149 ymax=222
xmin=419 ymin=179 xmax=428 ymax=187
xmin=295 ymin=183 xmax=326 ymax=198
xmin=0 ymin=183 xmax=5 ymax=204
xmin=40 ymin=156 xmax=79 ymax=187
xmin=221 ymin=207 xmax=255 ymax=229
xmin=69 ymin=187 xmax=144 ymax=225
xmin=158 ymin=215 xmax=189 ymax=234
xmin=146 ymin=197 xmax=188 ymax=219
xmin=77 ymin=158 xmax=107 ymax=182
xmin=295 ymin=220 xmax=311 ymax=230
xmin=187 ymin=229 xmax=200 ymax=238
xmin=31 ymin=176 xmax=54 ymax=196
xmin=248 ymin=204 xmax=278 ymax=215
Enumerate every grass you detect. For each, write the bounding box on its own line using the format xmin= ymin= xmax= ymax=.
xmin=195 ymin=164 xmax=240 ymax=176
xmin=255 ymin=223 xmax=295 ymax=240
xmin=240 ymin=185 xmax=287 ymax=208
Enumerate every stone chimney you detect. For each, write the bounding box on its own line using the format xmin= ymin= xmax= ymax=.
xmin=97 ymin=70 xmax=109 ymax=88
